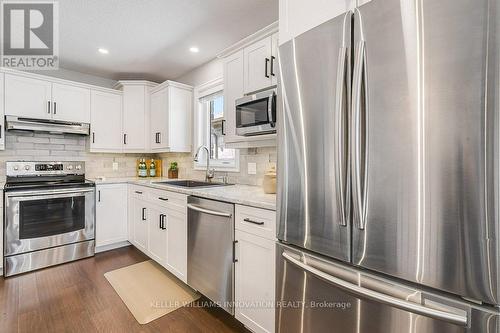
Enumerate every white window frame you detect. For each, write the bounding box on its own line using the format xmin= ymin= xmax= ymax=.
xmin=193 ymin=78 xmax=240 ymax=172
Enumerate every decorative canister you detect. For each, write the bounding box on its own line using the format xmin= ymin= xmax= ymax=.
xmin=262 ymin=166 xmax=277 ymax=194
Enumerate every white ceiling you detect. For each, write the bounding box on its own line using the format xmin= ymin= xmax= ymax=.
xmin=58 ymin=0 xmax=278 ymax=82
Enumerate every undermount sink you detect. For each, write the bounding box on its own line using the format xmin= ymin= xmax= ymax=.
xmin=153 ymin=180 xmax=233 ymax=188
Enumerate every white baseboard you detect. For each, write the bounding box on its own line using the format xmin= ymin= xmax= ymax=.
xmin=95 ymin=241 xmax=131 ymax=253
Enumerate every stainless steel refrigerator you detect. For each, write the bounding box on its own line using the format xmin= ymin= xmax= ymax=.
xmin=276 ymin=0 xmax=500 ymax=332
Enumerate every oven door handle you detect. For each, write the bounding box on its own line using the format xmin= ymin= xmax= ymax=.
xmin=6 ymin=188 xmax=94 ymax=200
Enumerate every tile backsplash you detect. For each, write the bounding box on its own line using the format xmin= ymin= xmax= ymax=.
xmin=158 ymin=147 xmax=277 ymax=186
xmin=0 ymin=131 xmax=277 ymax=186
xmin=0 ymin=131 xmax=145 ymax=181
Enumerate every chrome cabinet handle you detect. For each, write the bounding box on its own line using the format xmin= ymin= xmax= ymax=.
xmin=282 ymin=252 xmax=468 ymax=327
xmin=142 ymin=207 xmax=147 ymax=221
xmin=351 ymin=39 xmax=369 ymax=230
xmin=187 ymin=203 xmax=232 ymax=218
xmin=243 ymin=218 xmax=264 ymax=225
xmin=160 ymin=214 xmax=166 ymax=230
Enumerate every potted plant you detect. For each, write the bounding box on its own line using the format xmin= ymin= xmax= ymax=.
xmin=168 ymin=162 xmax=179 ymax=179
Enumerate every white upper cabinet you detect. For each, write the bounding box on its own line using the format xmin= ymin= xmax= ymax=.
xmin=5 ymin=73 xmax=91 ymax=123
xmin=5 ymin=74 xmax=52 ymax=120
xmin=223 ymin=50 xmax=244 ymax=141
xmin=243 ymin=32 xmax=279 ymax=94
xmin=51 ymin=83 xmax=91 ymax=123
xmin=279 ymin=0 xmax=354 ymax=44
xmin=118 ymin=82 xmax=156 ymax=152
xmin=150 ymin=87 xmax=169 ymax=151
xmin=90 ymin=90 xmax=123 ymax=152
xmin=244 ymin=37 xmax=273 ymax=94
xmin=149 ymin=81 xmax=193 ymax=153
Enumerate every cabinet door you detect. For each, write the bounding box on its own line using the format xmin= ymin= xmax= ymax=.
xmin=96 ymin=184 xmax=128 ymax=247
xmin=123 ymin=85 xmax=147 ymax=151
xmin=244 ymin=37 xmax=273 ymax=94
xmin=132 ymin=199 xmax=149 ymax=253
xmin=165 ymin=209 xmax=187 ymax=282
xmin=150 ymin=88 xmax=169 ymax=151
xmin=0 ymin=73 xmax=4 ymax=150
xmin=52 ymin=83 xmax=91 ymax=123
xmin=90 ymin=90 xmax=123 ymax=152
xmin=235 ymin=231 xmax=275 ymax=333
xmin=167 ymin=87 xmax=192 ymax=152
xmin=223 ymin=50 xmax=244 ymax=141
xmin=147 ymin=204 xmax=168 ymax=265
xmin=271 ymin=33 xmax=279 ymax=86
xmin=5 ymin=74 xmax=52 ymax=120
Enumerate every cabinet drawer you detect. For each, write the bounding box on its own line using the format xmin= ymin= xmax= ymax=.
xmin=147 ymin=189 xmax=187 ymax=213
xmin=129 ymin=185 xmax=148 ymax=199
xmin=235 ymin=205 xmax=276 ymax=240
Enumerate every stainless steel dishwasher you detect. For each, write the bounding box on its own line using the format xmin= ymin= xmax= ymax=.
xmin=187 ymin=196 xmax=235 ymax=314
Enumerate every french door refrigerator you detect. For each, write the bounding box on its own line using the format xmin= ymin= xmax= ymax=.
xmin=276 ymin=0 xmax=500 ymax=332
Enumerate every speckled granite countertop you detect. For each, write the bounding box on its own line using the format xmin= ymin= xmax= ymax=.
xmin=89 ymin=177 xmax=276 ymax=211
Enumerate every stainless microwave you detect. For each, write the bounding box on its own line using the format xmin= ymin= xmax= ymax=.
xmin=235 ymin=88 xmax=277 ymax=136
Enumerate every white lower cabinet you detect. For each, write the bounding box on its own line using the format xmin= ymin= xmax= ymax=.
xmin=165 ymin=208 xmax=188 ymax=282
xmin=131 ymin=198 xmax=149 ymax=253
xmin=235 ymin=230 xmax=276 ymax=333
xmin=127 ymin=185 xmax=188 ymax=282
xmin=95 ymin=184 xmax=128 ymax=249
xmin=147 ymin=204 xmax=168 ymax=264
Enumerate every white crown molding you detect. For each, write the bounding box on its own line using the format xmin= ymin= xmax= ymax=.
xmin=0 ymin=67 xmax=121 ymax=94
xmin=150 ymin=80 xmax=193 ymax=93
xmin=217 ymin=21 xmax=278 ymax=59
xmin=114 ymin=80 xmax=159 ymax=90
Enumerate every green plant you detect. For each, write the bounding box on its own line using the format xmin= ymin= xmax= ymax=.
xmin=169 ymin=162 xmax=178 ymax=171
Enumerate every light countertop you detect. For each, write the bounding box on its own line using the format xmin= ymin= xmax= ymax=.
xmin=90 ymin=177 xmax=276 ymax=211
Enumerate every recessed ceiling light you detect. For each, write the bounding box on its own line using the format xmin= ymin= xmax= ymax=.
xmin=189 ymin=47 xmax=199 ymax=53
xmin=98 ymin=48 xmax=109 ymax=54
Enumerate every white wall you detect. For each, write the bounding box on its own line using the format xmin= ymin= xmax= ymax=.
xmin=174 ymin=58 xmax=223 ymax=86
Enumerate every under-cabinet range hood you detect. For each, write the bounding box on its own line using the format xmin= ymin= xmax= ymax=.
xmin=5 ymin=116 xmax=90 ymax=135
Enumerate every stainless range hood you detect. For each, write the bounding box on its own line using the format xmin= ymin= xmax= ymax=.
xmin=5 ymin=116 xmax=90 ymax=135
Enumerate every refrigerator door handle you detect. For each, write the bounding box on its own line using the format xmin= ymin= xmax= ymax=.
xmin=351 ymin=40 xmax=369 ymax=230
xmin=335 ymin=45 xmax=349 ymax=227
xmin=282 ymin=251 xmax=468 ymax=327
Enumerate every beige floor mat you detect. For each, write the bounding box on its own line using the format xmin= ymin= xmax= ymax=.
xmin=104 ymin=260 xmax=200 ymax=324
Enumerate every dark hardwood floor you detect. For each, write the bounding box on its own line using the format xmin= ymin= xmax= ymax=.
xmin=0 ymin=246 xmax=248 ymax=333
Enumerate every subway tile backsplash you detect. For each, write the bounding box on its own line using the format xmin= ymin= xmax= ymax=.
xmin=0 ymin=131 xmax=277 ymax=187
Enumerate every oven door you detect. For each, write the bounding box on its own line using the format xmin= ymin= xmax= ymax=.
xmin=4 ymin=187 xmax=95 ymax=256
xmin=236 ymin=90 xmax=276 ymax=136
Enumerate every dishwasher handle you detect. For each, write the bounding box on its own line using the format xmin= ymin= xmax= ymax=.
xmin=187 ymin=203 xmax=232 ymax=218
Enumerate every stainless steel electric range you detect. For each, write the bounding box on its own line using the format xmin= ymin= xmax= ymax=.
xmin=3 ymin=161 xmax=95 ymax=277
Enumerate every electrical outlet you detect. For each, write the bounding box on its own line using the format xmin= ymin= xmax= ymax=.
xmin=247 ymin=162 xmax=257 ymax=175
xmin=112 ymin=162 xmax=119 ymax=171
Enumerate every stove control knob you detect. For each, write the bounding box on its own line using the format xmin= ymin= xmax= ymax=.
xmin=24 ymin=165 xmax=30 ymax=171
xmin=75 ymin=165 xmax=82 ymax=170
xmin=13 ymin=165 xmax=19 ymax=171
xmin=67 ymin=165 xmax=74 ymax=170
